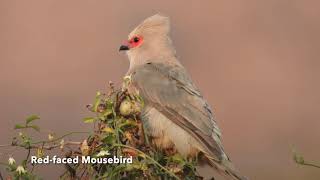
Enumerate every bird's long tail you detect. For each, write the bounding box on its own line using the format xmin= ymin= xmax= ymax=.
xmin=207 ymin=156 xmax=248 ymax=180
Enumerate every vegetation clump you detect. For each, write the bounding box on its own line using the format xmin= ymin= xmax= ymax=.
xmin=0 ymin=83 xmax=200 ymax=180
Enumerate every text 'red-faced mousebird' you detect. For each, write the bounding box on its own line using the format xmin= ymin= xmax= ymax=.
xmin=119 ymin=14 xmax=247 ymax=180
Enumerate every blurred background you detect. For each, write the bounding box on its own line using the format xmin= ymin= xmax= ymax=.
xmin=0 ymin=0 xmax=320 ymax=179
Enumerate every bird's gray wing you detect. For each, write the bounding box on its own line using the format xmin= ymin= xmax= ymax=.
xmin=130 ymin=62 xmax=225 ymax=160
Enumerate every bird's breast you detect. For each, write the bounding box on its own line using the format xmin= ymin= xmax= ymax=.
xmin=142 ymin=106 xmax=202 ymax=157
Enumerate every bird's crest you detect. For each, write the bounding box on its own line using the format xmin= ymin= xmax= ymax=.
xmin=129 ymin=14 xmax=170 ymax=39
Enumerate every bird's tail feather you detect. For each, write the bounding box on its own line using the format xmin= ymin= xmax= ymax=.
xmin=207 ymin=157 xmax=248 ymax=180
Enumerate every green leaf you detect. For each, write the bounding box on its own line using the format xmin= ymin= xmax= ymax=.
xmin=29 ymin=125 xmax=40 ymax=132
xmin=26 ymin=115 xmax=40 ymax=125
xmin=118 ymin=119 xmax=137 ymax=129
xmin=83 ymin=117 xmax=96 ymax=123
xmin=106 ymin=100 xmax=114 ymax=109
xmin=102 ymin=109 xmax=113 ymax=117
xmin=14 ymin=124 xmax=25 ymax=129
xmin=170 ymin=154 xmax=184 ymax=162
xmin=102 ymin=134 xmax=115 ymax=144
xmin=93 ymin=91 xmax=101 ymax=112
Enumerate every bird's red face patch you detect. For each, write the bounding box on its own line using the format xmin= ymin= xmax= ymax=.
xmin=128 ymin=35 xmax=143 ymax=48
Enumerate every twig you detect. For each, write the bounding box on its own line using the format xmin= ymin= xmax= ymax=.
xmin=32 ymin=131 xmax=89 ymax=145
xmin=0 ymin=170 xmax=3 ymax=180
xmin=25 ymin=146 xmax=31 ymax=166
xmin=113 ymin=143 xmax=180 ymax=180
xmin=0 ymin=132 xmax=88 ymax=149
xmin=31 ymin=164 xmax=36 ymax=173
xmin=0 ymin=141 xmax=81 ymax=151
xmin=0 ymin=144 xmax=11 ymax=148
xmin=300 ymin=162 xmax=320 ymax=169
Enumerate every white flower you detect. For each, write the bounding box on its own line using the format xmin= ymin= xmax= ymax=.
xmin=8 ymin=157 xmax=15 ymax=165
xmin=16 ymin=165 xmax=26 ymax=174
xmin=96 ymin=150 xmax=110 ymax=157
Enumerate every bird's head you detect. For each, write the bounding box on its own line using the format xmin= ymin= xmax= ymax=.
xmin=119 ymin=14 xmax=176 ymax=68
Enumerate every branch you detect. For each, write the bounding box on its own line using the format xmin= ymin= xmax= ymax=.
xmin=293 ymin=147 xmax=320 ymax=169
xmin=298 ymin=161 xmax=320 ymax=169
xmin=0 ymin=141 xmax=81 ymax=150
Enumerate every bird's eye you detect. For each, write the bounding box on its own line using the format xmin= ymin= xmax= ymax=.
xmin=128 ymin=36 xmax=143 ymax=48
xmin=133 ymin=37 xmax=140 ymax=43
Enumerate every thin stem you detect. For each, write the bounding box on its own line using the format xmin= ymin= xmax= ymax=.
xmin=25 ymin=146 xmax=31 ymax=167
xmin=32 ymin=131 xmax=89 ymax=145
xmin=0 ymin=170 xmax=3 ymax=180
xmin=301 ymin=162 xmax=320 ymax=169
xmin=31 ymin=164 xmax=36 ymax=173
xmin=0 ymin=141 xmax=81 ymax=151
xmin=0 ymin=132 xmax=89 ymax=149
xmin=0 ymin=144 xmax=12 ymax=148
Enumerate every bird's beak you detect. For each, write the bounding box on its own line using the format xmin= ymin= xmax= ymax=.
xmin=119 ymin=41 xmax=130 ymax=51
xmin=119 ymin=45 xmax=129 ymax=51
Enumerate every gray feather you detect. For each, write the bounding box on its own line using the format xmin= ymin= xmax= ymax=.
xmin=129 ymin=62 xmax=225 ymax=161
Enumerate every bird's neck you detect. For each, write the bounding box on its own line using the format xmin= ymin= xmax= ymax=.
xmin=128 ymin=47 xmax=177 ymax=71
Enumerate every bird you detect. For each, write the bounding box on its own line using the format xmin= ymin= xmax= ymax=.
xmin=119 ymin=14 xmax=246 ymax=180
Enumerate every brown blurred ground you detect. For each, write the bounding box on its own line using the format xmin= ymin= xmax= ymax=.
xmin=0 ymin=0 xmax=320 ymax=179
